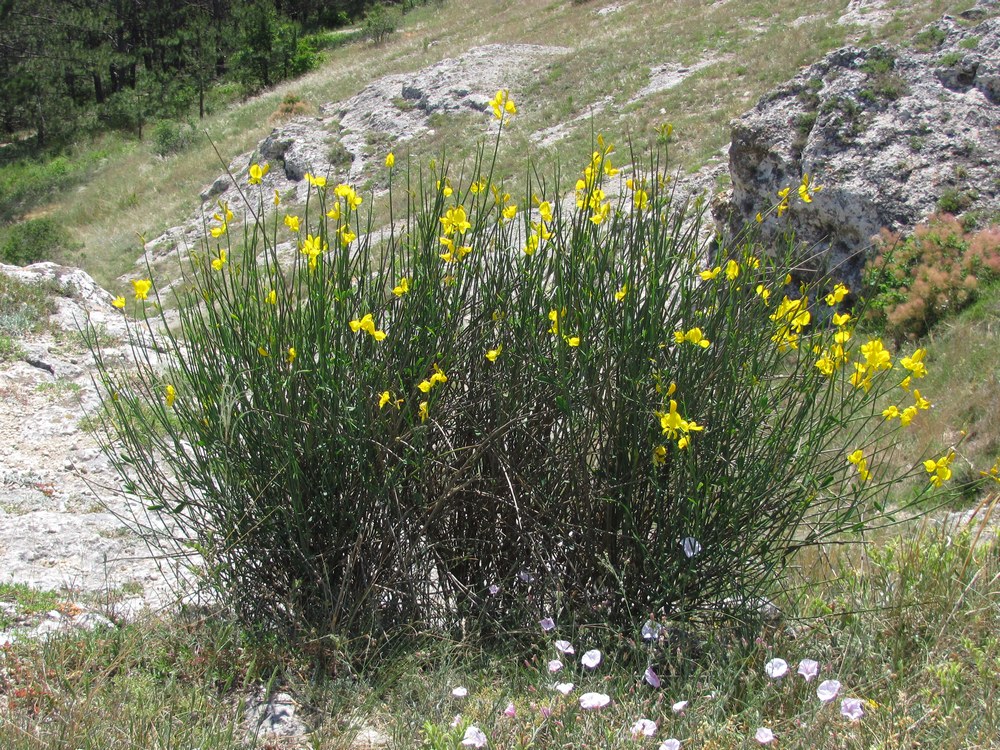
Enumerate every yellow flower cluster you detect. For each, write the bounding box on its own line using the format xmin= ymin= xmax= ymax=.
xmin=673 ymin=327 xmax=711 ymax=348
xmin=924 ymin=452 xmax=955 ymax=487
xmin=769 ymin=295 xmax=811 ymax=351
xmin=848 ymin=449 xmax=872 ymax=482
xmin=349 ymin=313 xmax=387 ymax=341
xmin=574 ymin=137 xmax=616 ymax=226
xmin=654 ymin=389 xmax=704 ymax=454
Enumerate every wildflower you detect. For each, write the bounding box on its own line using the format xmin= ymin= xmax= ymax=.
xmin=273 ymin=189 xmax=281 ymax=206
xmin=652 ymin=445 xmax=667 ymax=465
xmin=755 ymin=212 xmax=764 ymax=223
xmin=379 ymin=391 xmax=392 ymax=409
xmin=764 ymin=658 xmax=789 ymax=679
xmin=555 ymin=682 xmax=574 ymax=695
xmin=540 ymin=617 xmax=556 ymax=632
xmin=418 ymin=400 xmax=429 ymax=422
xmin=825 ymin=283 xmax=849 ymax=306
xmin=440 ymin=205 xmax=471 ymax=236
xmin=899 ymin=406 xmax=918 ymax=426
xmin=452 ymin=686 xmax=468 ymax=698
xmin=672 ymin=700 xmax=688 ymax=714
xmin=579 ymin=692 xmax=610 ymax=710
xmin=548 ymin=659 xmax=563 ymax=673
xmin=392 ymin=277 xmax=410 ymax=297
xmin=132 ymin=279 xmax=152 ymax=301
xmin=674 ymin=327 xmax=711 ymax=348
xmin=502 ymin=204 xmax=518 ymax=221
xmin=248 ymin=162 xmax=269 ymax=184
xmin=797 ymin=659 xmax=819 ymax=682
xmin=817 ymin=679 xmax=841 ymax=703
xmin=832 ymin=312 xmax=851 ymax=326
xmin=548 ymin=309 xmax=560 ymax=335
xmin=900 ymin=348 xmax=928 ymax=378
xmin=754 ymin=727 xmax=775 ymax=745
xmin=339 ymin=225 xmax=357 ymax=246
xmin=300 ymin=234 xmax=328 ymax=271
xmin=418 ymin=379 xmax=433 ymax=393
xmin=327 ymin=202 xmax=341 ymax=221
xmin=486 ymin=344 xmax=503 ymax=362
xmin=112 ymin=296 xmax=126 ymax=309
xmin=770 ymin=295 xmax=811 ymax=333
xmin=211 ymin=222 xmax=227 ymax=239
xmin=642 ymin=620 xmax=662 ymax=641
xmin=615 ymin=284 xmax=628 ymax=302
xmin=258 ymin=346 xmax=269 ymax=357
xmin=700 ymin=266 xmax=721 ymax=281
xmin=349 ymin=313 xmax=387 ymax=341
xmin=589 ymin=200 xmax=610 ymax=225
xmin=882 ymin=405 xmax=900 ymax=420
xmin=286 ymin=347 xmax=296 ymax=364
xmin=470 ymin=178 xmax=487 ymax=194
xmin=659 ymin=740 xmax=682 ymax=750
xmin=335 ymin=183 xmax=363 ymax=209
xmin=165 ymin=384 xmax=176 ymax=408
xmin=850 ymin=362 xmax=873 ymax=392
xmin=861 ymin=339 xmax=891 ymax=370
xmin=461 ymin=726 xmax=488 ymax=748
xmin=633 ymin=188 xmax=650 ymax=211
xmin=726 ymin=259 xmax=740 ymax=280
xmin=848 ymin=449 xmax=871 ymax=482
xmin=538 ymin=200 xmax=553 ymax=223
xmin=924 ymin=452 xmax=955 ymax=487
xmin=284 ymin=215 xmax=300 ymax=233
xmin=658 ymin=401 xmax=704 ymax=446
xmin=305 ymin=172 xmax=327 ymax=189
xmin=581 ymin=649 xmax=602 ymax=669
xmin=490 ymin=89 xmax=517 ymax=119
xmin=815 ymin=353 xmax=836 ymax=377
xmin=755 ymin=284 xmax=771 ymax=303
xmin=841 ymin=698 xmax=865 ymax=722
xmin=798 ymin=173 xmax=823 ymax=203
xmin=644 ymin=666 xmax=661 ymax=688
xmin=503 ymin=703 xmax=516 ymax=718
xmin=523 ymin=233 xmax=540 ymax=256
xmin=430 ymin=364 xmax=448 ymax=386
xmin=385 ymin=152 xmax=395 ymax=168
xmin=266 ymin=289 xmax=277 ymax=305
xmin=566 ymin=335 xmax=581 ymax=347
xmin=438 ymin=179 xmax=454 ymax=197
xmin=913 ymin=389 xmax=931 ymax=410
xmin=631 ymin=719 xmax=657 ymax=738
xmin=212 ymin=249 xmax=227 ymax=270
xmin=682 ymin=537 xmax=702 ymax=557
xmin=776 ymin=186 xmax=791 ymax=217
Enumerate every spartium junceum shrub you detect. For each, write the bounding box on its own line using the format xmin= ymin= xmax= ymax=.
xmin=90 ymin=93 xmax=957 ymax=644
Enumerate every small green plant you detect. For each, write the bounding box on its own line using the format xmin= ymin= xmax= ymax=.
xmin=937 ymin=187 xmax=977 ymax=214
xmin=912 ymin=26 xmax=948 ymax=52
xmin=363 ymin=3 xmax=402 ymax=45
xmin=327 ymin=138 xmax=355 ymax=170
xmin=864 ymin=214 xmax=1000 ymax=339
xmin=937 ymin=51 xmax=964 ymax=67
xmin=0 ymin=217 xmax=76 ymax=266
xmin=0 ymin=273 xmax=57 ymax=335
xmin=959 ymin=36 xmax=980 ymax=50
xmin=151 ymin=120 xmax=195 ymax=157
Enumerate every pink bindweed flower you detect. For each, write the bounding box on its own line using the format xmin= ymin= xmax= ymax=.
xmin=581 ymin=649 xmax=602 ymax=669
xmin=540 ymin=705 xmax=552 ymax=719
xmin=579 ymin=692 xmax=611 ymax=710
xmin=764 ymin=658 xmax=789 ymax=679
xmin=671 ymin=700 xmax=688 ymax=714
xmin=630 ymin=718 xmax=657 ymax=738
xmin=644 ymin=666 xmax=661 ymax=688
xmin=659 ymin=740 xmax=681 ymax=750
xmin=540 ymin=617 xmax=556 ymax=632
xmin=452 ymin=687 xmax=468 ymax=698
xmin=841 ymin=697 xmax=865 ymax=721
xmin=548 ymin=659 xmax=563 ymax=673
xmin=503 ymin=703 xmax=516 ymax=718
xmin=817 ymin=679 xmax=841 ymax=703
xmin=797 ymin=658 xmax=819 ymax=682
xmin=461 ymin=725 xmax=488 ymax=748
xmin=555 ymin=682 xmax=574 ymax=695
xmin=554 ymin=639 xmax=575 ymax=654
xmin=754 ymin=727 xmax=775 ymax=745
xmin=451 ymin=714 xmax=463 ymax=728
xmin=488 ymin=584 xmax=500 ymax=596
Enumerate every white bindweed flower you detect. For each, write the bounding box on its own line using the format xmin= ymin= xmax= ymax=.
xmin=841 ymin=697 xmax=865 ymax=721
xmin=659 ymin=740 xmax=681 ymax=750
xmin=488 ymin=584 xmax=500 ymax=595
xmin=461 ymin=725 xmax=488 ymax=748
xmin=540 ymin=617 xmax=555 ymax=632
xmin=671 ymin=700 xmax=688 ymax=714
xmin=797 ymin=658 xmax=819 ymax=682
xmin=681 ymin=537 xmax=702 ymax=558
xmin=555 ymin=682 xmax=574 ymax=695
xmin=764 ymin=658 xmax=788 ymax=679
xmin=641 ymin=619 xmax=662 ymax=641
xmin=579 ymin=692 xmax=611 ymax=709
xmin=817 ymin=679 xmax=841 ymax=703
xmin=630 ymin=718 xmax=657 ymax=738
xmin=754 ymin=727 xmax=775 ymax=745
xmin=547 ymin=659 xmax=563 ymax=673
xmin=452 ymin=686 xmax=468 ymax=698
xmin=644 ymin=666 xmax=661 ymax=688
xmin=581 ymin=649 xmax=602 ymax=669
xmin=554 ymin=639 xmax=575 ymax=654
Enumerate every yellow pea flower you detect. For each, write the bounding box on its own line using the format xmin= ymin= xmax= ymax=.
xmin=615 ymin=284 xmax=628 ymax=302
xmin=258 ymin=346 xmax=269 ymax=357
xmin=924 ymin=452 xmax=955 ymax=487
xmin=899 ymin=375 xmax=912 ymax=391
xmin=725 ymin=260 xmax=740 ymax=281
xmin=548 ymin=309 xmax=559 ymax=335
xmin=212 ymin=249 xmax=227 ymax=271
xmin=339 ymin=226 xmax=357 ymax=246
xmin=832 ymin=312 xmax=851 ymax=326
xmin=112 ymin=296 xmax=126 ymax=309
xmin=392 ymin=277 xmax=410 ymax=297
xmin=755 ymin=284 xmax=771 ymax=303
xmin=490 ymin=89 xmax=516 ymax=120
xmin=286 ymin=347 xmax=297 ymax=364
xmin=882 ymin=405 xmax=900 ymax=420
xmin=847 ymin=449 xmax=871 ymax=481
xmin=284 ymin=215 xmax=301 ymax=233
xmin=327 ymin=202 xmax=341 ymax=221
xmin=700 ymin=266 xmax=721 ymax=281
xmin=652 ymin=445 xmax=667 ymax=465
xmin=566 ymin=336 xmax=581 ymax=347
xmin=899 ymin=406 xmax=918 ymax=426
xmin=273 ymin=189 xmax=281 ymax=206
xmin=379 ymin=391 xmax=392 ymax=409
xmin=210 ymin=223 xmax=227 ymax=238
xmin=901 ymin=349 xmax=928 ymax=378
xmin=418 ymin=401 xmax=429 ymax=422
xmin=385 ymin=152 xmax=395 ymax=168
xmin=165 ymin=384 xmax=176 ymax=408
xmin=132 ymin=279 xmax=152 ymax=301
xmin=266 ymin=289 xmax=277 ymax=305
xmin=305 ymin=172 xmax=327 ymax=189
xmin=825 ymin=283 xmax=849 ymax=306
xmin=486 ymin=344 xmax=503 ymax=362
xmin=248 ymin=162 xmax=270 ymax=185
xmin=913 ymin=389 xmax=931 ymax=410
xmin=502 ymin=204 xmax=518 ymax=222
xmin=523 ymin=233 xmax=539 ymax=256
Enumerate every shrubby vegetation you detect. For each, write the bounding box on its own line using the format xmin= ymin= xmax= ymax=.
xmin=90 ymin=101 xmax=962 ymax=648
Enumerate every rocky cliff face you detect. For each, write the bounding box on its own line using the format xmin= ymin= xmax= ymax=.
xmin=714 ymin=8 xmax=1000 ymax=283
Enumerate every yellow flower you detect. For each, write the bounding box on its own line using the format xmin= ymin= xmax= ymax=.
xmin=440 ymin=205 xmax=471 ymax=236
xmin=770 ymin=295 xmax=811 ymax=333
xmin=850 ymin=362 xmax=872 ymax=391
xmin=379 ymin=391 xmax=392 ymax=409
xmin=755 ymin=212 xmax=764 ymax=223
xmin=490 ymin=89 xmax=517 ymax=120
xmin=430 ymin=364 xmax=448 ymax=386
xmin=523 ymin=233 xmax=540 ymax=256
xmin=349 ymin=313 xmax=386 ymax=341
xmin=335 ymin=183 xmax=363 ymax=209
xmin=266 ymin=289 xmax=277 ymax=305
xmin=633 ymin=189 xmax=649 ymax=211
xmin=882 ymin=405 xmax=900 ymax=420
xmin=470 ymin=178 xmax=487 ymax=194
xmin=305 ymin=172 xmax=327 ymax=189
xmin=326 ymin=202 xmax=341 ymax=221
xmin=589 ymin=200 xmax=610 ymax=225
xmin=899 ymin=406 xmax=918 ymax=426
xmin=913 ymin=389 xmax=931 ymax=410
xmin=725 ymin=260 xmax=740 ymax=281
xmin=248 ymin=162 xmax=270 ymax=185
xmin=339 ymin=226 xmax=357 ymax=246
xmin=284 ymin=214 xmax=301 ymax=233
xmin=861 ymin=339 xmax=891 ymax=371
xmin=700 ymin=266 xmax=721 ymax=281
xmin=132 ymin=279 xmax=152 ymax=301
xmin=212 ymin=249 xmax=227 ymax=271
xmin=815 ymin=354 xmax=835 ymax=377
xmin=548 ymin=309 xmax=559 ymax=335
xmin=392 ymin=277 xmax=410 ymax=297
xmin=538 ymin=200 xmax=553 ymax=223
xmin=165 ymin=384 xmax=176 ymax=408
xmin=832 ymin=312 xmax=851 ymax=327
xmin=385 ymin=152 xmax=395 ymax=168
xmin=798 ymin=173 xmax=823 ymax=203
xmin=755 ymin=284 xmax=771 ymax=303
xmin=847 ymin=449 xmax=871 ymax=481
xmin=924 ymin=452 xmax=955 ymax=487
xmin=210 ymin=222 xmax=227 ymax=238
xmin=825 ymin=283 xmax=849 ymax=306
xmin=674 ymin=327 xmax=711 ymax=348
xmin=502 ymin=204 xmax=518 ymax=222
xmin=258 ymin=346 xmax=270 ymax=357
xmin=652 ymin=445 xmax=667 ymax=465
xmin=273 ymin=189 xmax=281 ymax=206
xmin=566 ymin=336 xmax=581 ymax=347
xmin=286 ymin=346 xmax=297 ymax=364
xmin=300 ymin=233 xmax=328 ymax=271
xmin=615 ymin=284 xmax=628 ymax=302
xmin=486 ymin=344 xmax=503 ymax=362
xmin=418 ymin=401 xmax=429 ymax=422
xmin=112 ymin=296 xmax=126 ymax=309
xmin=417 ymin=379 xmax=433 ymax=393
xmin=900 ymin=349 xmax=927 ymax=378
